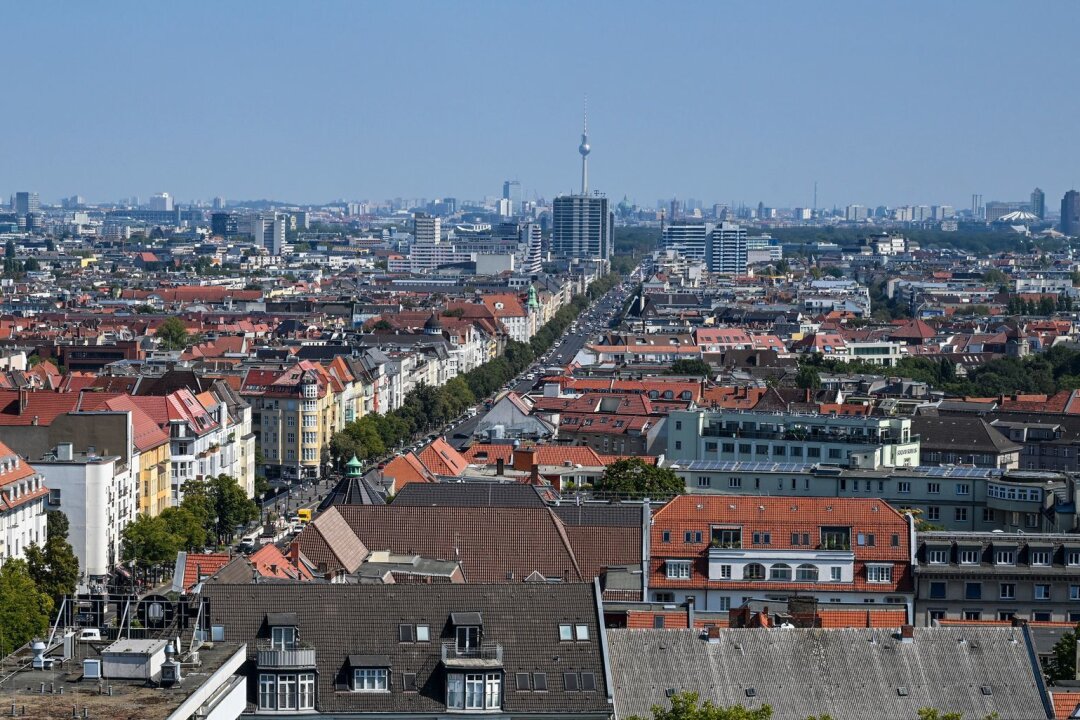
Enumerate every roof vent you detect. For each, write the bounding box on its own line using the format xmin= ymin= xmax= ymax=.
xmin=980 ymin=686 xmax=992 ymax=696
xmin=665 ymin=688 xmax=676 ymax=698
xmin=744 ymin=688 xmax=757 ymax=698
xmin=897 ymin=687 xmax=909 ymax=697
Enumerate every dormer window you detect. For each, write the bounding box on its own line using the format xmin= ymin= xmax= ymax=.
xmin=457 ymin=625 xmax=480 ymax=653
xmin=271 ymin=625 xmax=296 ymax=650
xmin=354 ymin=668 xmax=388 ymax=692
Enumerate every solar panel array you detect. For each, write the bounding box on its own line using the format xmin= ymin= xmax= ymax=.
xmin=683 ymin=460 xmax=1003 ymax=479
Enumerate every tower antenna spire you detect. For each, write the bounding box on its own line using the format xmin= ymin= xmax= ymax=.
xmin=578 ymin=96 xmax=591 ymax=195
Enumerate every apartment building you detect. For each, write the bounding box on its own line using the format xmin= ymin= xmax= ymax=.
xmin=668 ymin=460 xmax=1076 ymax=533
xmin=913 ymin=531 xmax=1080 ymax=626
xmin=0 ymin=441 xmax=48 ymax=565
xmin=243 ymin=361 xmax=343 ymax=481
xmin=666 ymin=409 xmax=920 ymax=470
xmin=35 ymin=444 xmax=135 ymax=584
xmin=647 ymin=495 xmax=915 ymax=615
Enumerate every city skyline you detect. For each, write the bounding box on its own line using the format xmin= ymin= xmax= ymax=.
xmin=4 ymin=1 xmax=1079 ymax=208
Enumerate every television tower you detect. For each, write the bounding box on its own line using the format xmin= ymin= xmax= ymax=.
xmin=579 ymin=98 xmax=591 ymax=195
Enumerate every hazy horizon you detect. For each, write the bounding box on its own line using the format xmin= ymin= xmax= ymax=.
xmin=4 ymin=1 xmax=1078 ymax=209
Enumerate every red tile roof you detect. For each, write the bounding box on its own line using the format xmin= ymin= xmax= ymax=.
xmin=418 ymin=438 xmax=469 ymax=477
xmin=179 ymin=553 xmax=232 ymax=592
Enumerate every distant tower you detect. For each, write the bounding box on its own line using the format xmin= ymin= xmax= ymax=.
xmin=578 ymin=99 xmax=590 ymax=195
xmin=1030 ymin=187 xmax=1045 ymax=220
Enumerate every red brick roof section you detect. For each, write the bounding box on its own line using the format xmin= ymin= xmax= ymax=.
xmin=650 ymin=495 xmax=911 ymax=594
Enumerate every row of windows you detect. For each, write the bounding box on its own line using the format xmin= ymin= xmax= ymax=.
xmin=927 ymin=548 xmax=1080 ymax=566
xmin=662 ymin=529 xmax=898 ymax=548
xmin=927 ymin=609 xmax=1080 ymax=623
xmin=665 ymin=561 xmax=881 ymax=583
xmin=929 ymin=581 xmax=1080 ymax=602
xmin=259 ymin=673 xmax=316 ymax=710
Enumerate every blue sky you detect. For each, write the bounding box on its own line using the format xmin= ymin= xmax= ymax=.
xmin=4 ymin=1 xmax=1078 ymax=209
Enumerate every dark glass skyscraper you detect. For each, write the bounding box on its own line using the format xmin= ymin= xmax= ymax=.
xmin=1061 ymin=191 xmax=1080 ymax=236
xmin=1030 ymin=187 xmax=1045 ymax=220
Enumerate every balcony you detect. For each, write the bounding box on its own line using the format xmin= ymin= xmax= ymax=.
xmin=257 ymin=641 xmax=317 ymax=669
xmin=441 ymin=642 xmax=503 ymax=669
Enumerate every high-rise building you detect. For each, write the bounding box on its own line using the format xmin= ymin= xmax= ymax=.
xmin=660 ymin=221 xmax=709 ymax=261
xmin=551 ymin=107 xmax=613 ymax=260
xmin=1061 ymin=191 xmax=1080 ymax=236
xmin=253 ymin=212 xmax=285 ymax=254
xmin=520 ymin=223 xmax=543 ymax=275
xmin=502 ymin=180 xmax=521 ymax=215
xmin=552 ymin=195 xmax=612 ymax=260
xmin=845 ymin=204 xmax=868 ymax=222
xmin=211 ymin=212 xmax=239 ymax=238
xmin=212 ymin=196 xmax=226 ymax=210
xmin=1031 ymin=188 xmax=1045 ymax=220
xmin=149 ymin=192 xmax=173 ymax=211
xmin=706 ymin=222 xmax=747 ymax=274
xmin=14 ymin=191 xmax=39 ymax=216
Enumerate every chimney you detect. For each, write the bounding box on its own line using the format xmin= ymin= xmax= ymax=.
xmin=899 ymin=625 xmax=914 ymax=643
xmin=530 ymin=464 xmax=540 ymax=484
xmin=18 ymin=388 xmax=27 ymax=415
xmin=686 ymin=596 xmax=695 ymax=629
xmin=495 ymin=458 xmax=505 ymax=476
xmin=706 ymin=625 xmax=721 ymax=644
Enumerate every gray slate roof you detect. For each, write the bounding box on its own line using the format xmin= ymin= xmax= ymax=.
xmin=911 ymin=415 xmax=1023 ymax=454
xmin=392 ymin=482 xmax=547 ymax=507
xmin=606 ymin=627 xmax=1053 ymax=720
xmin=200 ymin=582 xmax=612 ymax=716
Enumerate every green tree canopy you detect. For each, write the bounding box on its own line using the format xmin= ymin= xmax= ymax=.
xmin=121 ymin=515 xmax=181 ymax=569
xmin=795 ymin=364 xmax=821 ymax=390
xmin=627 ymin=691 xmax=772 ymax=720
xmin=25 ymin=510 xmax=80 ymax=605
xmin=594 ymin=458 xmax=684 ymax=499
xmin=160 ymin=506 xmax=208 ymax=551
xmin=155 ymin=317 xmax=190 ymax=350
xmin=0 ymin=559 xmax=54 ymax=656
xmin=667 ymin=359 xmax=713 ymax=377
xmin=1047 ymin=622 xmax=1079 ymax=682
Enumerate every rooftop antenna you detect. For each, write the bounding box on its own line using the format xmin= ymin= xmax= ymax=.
xmin=579 ymin=96 xmax=591 ymax=195
xmin=813 ymin=181 xmax=818 ymax=212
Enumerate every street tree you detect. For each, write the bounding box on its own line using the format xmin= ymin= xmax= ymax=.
xmin=0 ymin=559 xmax=54 ymax=657
xmin=121 ymin=515 xmax=181 ymax=570
xmin=1047 ymin=622 xmax=1080 ymax=682
xmin=627 ymin=691 xmax=772 ymax=720
xmin=25 ymin=510 xmax=80 ymax=605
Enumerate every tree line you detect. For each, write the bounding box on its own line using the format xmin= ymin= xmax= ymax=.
xmin=329 ymin=274 xmax=620 ymax=464
xmin=799 ymin=346 xmax=1080 ymax=397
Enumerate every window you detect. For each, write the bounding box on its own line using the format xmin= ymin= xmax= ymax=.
xmin=743 ymin=563 xmax=766 ymax=580
xmin=1071 ymin=586 xmax=1080 ymax=601
xmin=516 ymin=673 xmax=530 ymax=691
xmin=654 ymin=592 xmax=674 ymax=603
xmin=1068 ymin=551 xmax=1080 ymax=567
xmin=1026 ymin=513 xmax=1039 ymax=528
xmin=564 ymin=673 xmax=579 ymax=691
xmin=485 ymin=673 xmax=501 ymax=708
xmin=965 ymin=582 xmax=982 ymax=600
xmin=271 ymin=626 xmax=296 ymax=650
xmin=995 ymin=550 xmax=1015 ymax=565
xmin=416 ymin=624 xmax=430 ymax=642
xmin=533 ymin=673 xmax=547 ymax=691
xmin=963 ymin=610 xmax=982 ymax=621
xmin=712 ymin=528 xmax=741 ymax=548
xmin=983 ymin=508 xmax=996 ymax=523
xmin=866 ymin=565 xmax=892 ymax=583
xmin=890 ymin=534 xmax=900 ymax=548
xmin=729 ymin=477 xmax=742 ymax=489
xmin=718 ymin=564 xmax=732 ymax=579
xmin=928 ymin=482 xmax=940 ymax=494
xmin=697 ymin=476 xmax=711 ymax=488
xmin=1035 ymin=584 xmax=1051 ymax=601
xmin=575 ymin=624 xmax=589 ymax=641
xmin=354 ymin=668 xmax=388 ymax=692
xmin=830 ymin=567 xmax=842 ymax=582
xmin=807 ymin=447 xmax=821 ymax=458
xmin=897 ymin=481 xmax=911 ymax=494
xmin=959 ymin=550 xmax=979 ymax=565
xmin=675 ymin=421 xmax=682 ymax=430
xmin=653 ymin=615 xmax=666 ymax=628
xmin=662 ymin=531 xmax=671 ymax=543
xmin=770 ymin=563 xmax=791 ymax=581
xmin=299 ymin=673 xmax=316 ymax=709
xmin=722 ymin=443 xmax=735 ymax=453
xmin=674 ymin=441 xmax=682 ymax=450
xmin=929 ymin=582 xmax=946 ymax=599
xmin=927 ymin=506 xmax=940 ymax=521
xmin=581 ymin=673 xmax=596 ymax=691
xmin=260 ymin=674 xmax=276 ymax=710
xmin=956 ymin=483 xmax=970 ymax=496
xmin=559 ymin=624 xmax=573 ymax=641
xmin=399 ymin=624 xmax=415 ymax=642
xmin=954 ymin=507 xmax=968 ymax=522
xmin=1000 ymin=583 xmax=1015 ymax=600
xmin=277 ymin=674 xmax=297 ymax=710
xmin=456 ymin=626 xmax=479 ymax=652
xmin=666 ymin=561 xmax=691 ymax=579
xmin=1029 ymin=550 xmax=1051 ymax=566
xmin=928 ymin=549 xmax=947 ymax=564
xmin=795 ymin=564 xmax=818 ymax=582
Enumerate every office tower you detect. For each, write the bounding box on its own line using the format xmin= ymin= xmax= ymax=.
xmin=211 ymin=212 xmax=239 ymax=238
xmin=520 ymin=223 xmax=543 ymax=275
xmin=502 ymin=180 xmax=521 ymax=215
xmin=1031 ymin=188 xmax=1045 ymax=220
xmin=253 ymin=212 xmax=286 ymax=254
xmin=552 ymin=195 xmax=612 ymax=260
xmin=660 ymin=221 xmax=709 ymax=261
xmin=551 ymin=107 xmax=613 ymax=260
xmin=706 ymin=222 xmax=747 ymax=274
xmin=845 ymin=204 xmax=868 ymax=222
xmin=496 ymin=198 xmax=513 ymax=217
xmin=149 ymin=192 xmax=173 ymax=211
xmin=1061 ymin=191 xmax=1080 ymax=236
xmin=212 ymin=196 xmax=226 ymax=210
xmin=14 ymin=192 xmax=39 ymax=216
